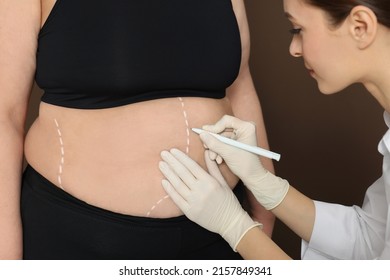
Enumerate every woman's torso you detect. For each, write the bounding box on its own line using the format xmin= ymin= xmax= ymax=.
xmin=25 ymin=0 xmax=241 ymax=218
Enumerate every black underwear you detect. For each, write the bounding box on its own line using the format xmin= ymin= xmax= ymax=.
xmin=21 ymin=165 xmax=244 ymax=260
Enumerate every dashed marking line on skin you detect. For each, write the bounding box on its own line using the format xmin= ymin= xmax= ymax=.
xmin=146 ymin=97 xmax=191 ymax=217
xmin=179 ymin=97 xmax=191 ymax=154
xmin=54 ymin=119 xmax=65 ymax=190
xmin=146 ymin=195 xmax=170 ymax=217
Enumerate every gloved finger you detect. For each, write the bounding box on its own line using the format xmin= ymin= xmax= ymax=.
xmin=159 ymin=161 xmax=191 ymax=198
xmin=170 ymin=148 xmax=210 ymax=180
xmin=204 ymin=115 xmax=256 ymax=144
xmin=199 ymin=132 xmax=232 ymax=159
xmin=207 ymin=150 xmax=218 ymax=161
xmin=204 ymin=151 xmax=229 ymax=188
xmin=203 ymin=143 xmax=223 ymax=164
xmin=161 ymin=179 xmax=190 ymax=213
xmin=216 ymin=155 xmax=223 ymax=164
xmin=205 ymin=150 xmax=223 ymax=165
xmin=160 ymin=150 xmax=198 ymax=187
xmin=202 ymin=115 xmax=243 ymax=133
xmin=220 ymin=130 xmax=236 ymax=140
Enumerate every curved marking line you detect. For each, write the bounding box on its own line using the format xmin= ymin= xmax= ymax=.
xmin=54 ymin=119 xmax=65 ymax=190
xmin=146 ymin=97 xmax=191 ymax=217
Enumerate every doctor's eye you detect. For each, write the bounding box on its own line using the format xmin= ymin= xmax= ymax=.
xmin=289 ymin=28 xmax=302 ymax=35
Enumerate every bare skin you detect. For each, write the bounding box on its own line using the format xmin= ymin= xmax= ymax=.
xmin=25 ymin=98 xmax=239 ymax=217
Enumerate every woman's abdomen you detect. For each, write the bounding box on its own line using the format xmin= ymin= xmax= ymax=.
xmin=24 ymin=97 xmax=239 ymax=217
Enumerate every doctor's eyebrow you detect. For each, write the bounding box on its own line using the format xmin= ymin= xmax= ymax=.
xmin=284 ymin=12 xmax=295 ymax=20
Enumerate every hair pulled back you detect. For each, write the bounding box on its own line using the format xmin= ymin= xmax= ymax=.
xmin=306 ymin=0 xmax=390 ymax=27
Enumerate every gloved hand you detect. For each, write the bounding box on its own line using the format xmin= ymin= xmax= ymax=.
xmin=200 ymin=115 xmax=290 ymax=210
xmin=159 ymin=148 xmax=261 ymax=251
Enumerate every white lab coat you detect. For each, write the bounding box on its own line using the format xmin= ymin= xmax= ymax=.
xmin=301 ymin=112 xmax=390 ymax=260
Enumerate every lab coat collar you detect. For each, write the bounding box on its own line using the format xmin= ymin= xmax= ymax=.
xmin=384 ymin=111 xmax=390 ymax=128
xmin=379 ymin=111 xmax=390 ymax=155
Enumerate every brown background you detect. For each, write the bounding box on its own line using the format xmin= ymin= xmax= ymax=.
xmin=26 ymin=1 xmax=387 ymax=259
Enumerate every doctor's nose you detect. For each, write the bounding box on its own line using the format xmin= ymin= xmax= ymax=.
xmin=289 ymin=36 xmax=302 ymax=58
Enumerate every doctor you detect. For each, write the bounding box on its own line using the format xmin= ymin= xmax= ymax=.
xmin=158 ymin=0 xmax=390 ymax=260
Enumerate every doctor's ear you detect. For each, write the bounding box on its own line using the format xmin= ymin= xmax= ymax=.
xmin=347 ymin=5 xmax=378 ymax=49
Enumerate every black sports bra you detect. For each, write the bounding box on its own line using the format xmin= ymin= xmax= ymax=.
xmin=35 ymin=0 xmax=242 ymax=109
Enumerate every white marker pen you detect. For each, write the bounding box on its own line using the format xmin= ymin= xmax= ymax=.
xmin=192 ymin=128 xmax=281 ymax=161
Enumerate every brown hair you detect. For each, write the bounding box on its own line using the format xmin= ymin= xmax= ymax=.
xmin=305 ymin=0 xmax=390 ymax=27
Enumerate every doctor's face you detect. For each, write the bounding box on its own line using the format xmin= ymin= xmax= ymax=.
xmin=283 ymin=0 xmax=360 ymax=94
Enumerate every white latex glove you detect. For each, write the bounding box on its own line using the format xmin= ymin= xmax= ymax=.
xmin=159 ymin=148 xmax=261 ymax=251
xmin=200 ymin=115 xmax=290 ymax=210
